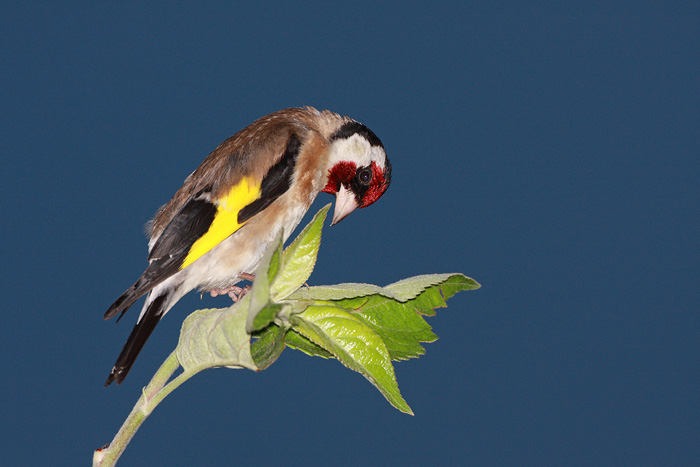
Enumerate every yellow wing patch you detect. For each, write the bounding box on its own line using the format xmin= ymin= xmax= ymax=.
xmin=180 ymin=177 xmax=261 ymax=269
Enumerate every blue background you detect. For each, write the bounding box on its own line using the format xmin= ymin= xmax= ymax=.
xmin=2 ymin=2 xmax=698 ymax=465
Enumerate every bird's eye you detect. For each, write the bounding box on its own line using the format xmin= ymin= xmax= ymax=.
xmin=358 ymin=167 xmax=373 ymax=185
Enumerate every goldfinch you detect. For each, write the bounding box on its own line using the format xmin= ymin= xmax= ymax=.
xmin=104 ymin=107 xmax=391 ymax=386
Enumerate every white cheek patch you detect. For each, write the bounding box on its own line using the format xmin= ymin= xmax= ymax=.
xmin=329 ymin=134 xmax=386 ymax=169
xmin=369 ymin=145 xmax=386 ymax=170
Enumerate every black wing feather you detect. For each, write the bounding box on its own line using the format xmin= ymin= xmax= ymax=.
xmin=104 ymin=192 xmax=217 ymax=321
xmin=238 ymin=133 xmax=300 ymax=224
xmin=148 ymin=191 xmax=217 ymax=261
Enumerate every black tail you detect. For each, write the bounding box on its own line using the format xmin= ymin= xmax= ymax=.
xmin=104 ymin=291 xmax=170 ymax=386
xmin=104 ymin=256 xmax=183 ymax=322
xmin=104 ymin=274 xmax=154 ymax=322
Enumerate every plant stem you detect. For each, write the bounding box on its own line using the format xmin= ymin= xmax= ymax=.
xmin=93 ymin=351 xmax=192 ymax=467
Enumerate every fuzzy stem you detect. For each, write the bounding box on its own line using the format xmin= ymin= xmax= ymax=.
xmin=93 ymin=351 xmax=192 ymax=467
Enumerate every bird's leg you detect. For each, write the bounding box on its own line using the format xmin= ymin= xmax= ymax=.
xmin=209 ymin=273 xmax=256 ymax=302
xmin=238 ymin=272 xmax=255 ymax=282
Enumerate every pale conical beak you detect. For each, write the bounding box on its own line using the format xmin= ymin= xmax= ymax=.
xmin=331 ymin=184 xmax=359 ymax=225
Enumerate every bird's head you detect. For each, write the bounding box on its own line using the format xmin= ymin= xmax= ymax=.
xmin=322 ymin=120 xmax=392 ymax=225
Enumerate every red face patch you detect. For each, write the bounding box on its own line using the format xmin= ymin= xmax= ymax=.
xmin=360 ymin=162 xmax=389 ymax=207
xmin=322 ymin=161 xmax=390 ymax=208
xmin=322 ymin=161 xmax=357 ymax=195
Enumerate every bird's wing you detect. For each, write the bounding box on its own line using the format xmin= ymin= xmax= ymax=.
xmin=104 ymin=131 xmax=302 ymax=321
xmin=149 ymin=132 xmax=301 ymax=268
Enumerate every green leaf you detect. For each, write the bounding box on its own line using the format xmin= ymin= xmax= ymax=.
xmin=266 ymin=233 xmax=283 ymax=283
xmin=397 ymin=274 xmax=479 ymax=316
xmin=437 ymin=274 xmax=480 ymax=300
xmin=284 ymin=329 xmax=332 ymax=359
xmin=249 ymin=302 xmax=285 ymax=333
xmin=289 ymin=273 xmax=480 ymax=303
xmin=251 ymin=324 xmax=287 ymax=370
xmin=292 ymin=305 xmax=413 ymax=415
xmin=289 ymin=283 xmax=385 ymax=301
xmin=347 ymin=295 xmax=438 ymax=361
xmin=383 ymin=273 xmax=480 ymax=302
xmin=246 ymin=230 xmax=283 ymax=333
xmin=316 ymin=274 xmax=479 ymax=360
xmin=177 ymin=302 xmax=257 ymax=373
xmin=271 ymin=204 xmax=330 ymax=300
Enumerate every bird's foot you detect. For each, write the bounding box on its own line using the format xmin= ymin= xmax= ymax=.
xmin=209 ymin=273 xmax=256 ymax=302
xmin=210 ymin=285 xmax=252 ymax=302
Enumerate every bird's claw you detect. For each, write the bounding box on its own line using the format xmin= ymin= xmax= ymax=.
xmin=209 ymin=285 xmax=252 ymax=302
xmin=209 ymin=273 xmax=255 ymax=302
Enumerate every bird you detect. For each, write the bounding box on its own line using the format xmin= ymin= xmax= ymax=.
xmin=103 ymin=106 xmax=392 ymax=386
